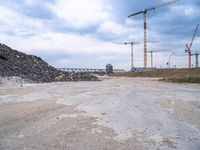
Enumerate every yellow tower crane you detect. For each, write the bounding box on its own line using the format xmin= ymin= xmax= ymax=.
xmin=128 ymin=0 xmax=181 ymax=69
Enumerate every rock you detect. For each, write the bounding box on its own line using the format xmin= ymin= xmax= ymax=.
xmin=0 ymin=43 xmax=98 ymax=83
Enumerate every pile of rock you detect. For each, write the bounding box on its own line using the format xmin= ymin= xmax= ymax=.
xmin=0 ymin=43 xmax=98 ymax=83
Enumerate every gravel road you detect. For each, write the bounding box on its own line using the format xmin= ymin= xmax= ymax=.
xmin=0 ymin=77 xmax=200 ymax=150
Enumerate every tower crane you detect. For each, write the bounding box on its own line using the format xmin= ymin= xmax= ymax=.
xmin=191 ymin=51 xmax=200 ymax=68
xmin=124 ymin=41 xmax=158 ymax=70
xmin=185 ymin=24 xmax=199 ymax=68
xmin=128 ymin=0 xmax=181 ymax=69
xmin=147 ymin=50 xmax=171 ymax=68
xmin=124 ymin=41 xmax=139 ymax=70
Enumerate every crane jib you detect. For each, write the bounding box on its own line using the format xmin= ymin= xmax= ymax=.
xmin=128 ymin=0 xmax=182 ymax=17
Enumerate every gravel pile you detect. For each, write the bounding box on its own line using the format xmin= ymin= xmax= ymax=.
xmin=0 ymin=43 xmax=98 ymax=83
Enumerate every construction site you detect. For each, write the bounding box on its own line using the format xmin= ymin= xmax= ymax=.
xmin=0 ymin=0 xmax=200 ymax=150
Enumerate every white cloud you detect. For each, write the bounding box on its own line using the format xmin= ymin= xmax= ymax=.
xmin=0 ymin=31 xmax=127 ymax=55
xmin=24 ymin=0 xmax=38 ymax=5
xmin=170 ymin=4 xmax=200 ymax=18
xmin=0 ymin=5 xmax=45 ymax=36
xmin=0 ymin=5 xmax=18 ymax=26
xmin=97 ymin=21 xmax=128 ymax=36
xmin=47 ymin=0 xmax=111 ymax=29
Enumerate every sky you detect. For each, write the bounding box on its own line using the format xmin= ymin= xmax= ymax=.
xmin=0 ymin=0 xmax=199 ymax=70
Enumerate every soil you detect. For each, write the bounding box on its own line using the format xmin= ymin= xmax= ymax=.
xmin=0 ymin=77 xmax=200 ymax=150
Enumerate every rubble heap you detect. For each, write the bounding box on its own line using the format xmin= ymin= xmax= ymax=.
xmin=0 ymin=43 xmax=98 ymax=82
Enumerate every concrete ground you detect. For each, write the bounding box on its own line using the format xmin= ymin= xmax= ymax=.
xmin=0 ymin=77 xmax=200 ymax=150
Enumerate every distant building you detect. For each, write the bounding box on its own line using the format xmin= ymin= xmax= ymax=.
xmin=106 ymin=64 xmax=113 ymax=74
xmin=131 ymin=67 xmax=156 ymax=72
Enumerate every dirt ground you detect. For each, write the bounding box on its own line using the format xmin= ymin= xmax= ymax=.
xmin=0 ymin=77 xmax=200 ymax=150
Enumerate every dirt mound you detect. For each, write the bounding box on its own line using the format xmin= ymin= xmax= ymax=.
xmin=116 ymin=68 xmax=200 ymax=78
xmin=0 ymin=43 xmax=98 ymax=82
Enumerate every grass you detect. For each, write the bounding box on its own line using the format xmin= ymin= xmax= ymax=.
xmin=165 ymin=77 xmax=200 ymax=83
xmin=114 ymin=68 xmax=200 ymax=83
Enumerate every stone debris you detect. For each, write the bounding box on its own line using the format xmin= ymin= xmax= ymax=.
xmin=0 ymin=43 xmax=98 ymax=83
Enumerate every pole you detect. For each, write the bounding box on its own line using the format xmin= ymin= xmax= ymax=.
xmin=143 ymin=11 xmax=147 ymax=69
xmin=189 ymin=52 xmax=191 ymax=68
xmin=196 ymin=54 xmax=199 ymax=68
xmin=151 ymin=51 xmax=153 ymax=68
xmin=131 ymin=43 xmax=134 ymax=69
xmin=169 ymin=55 xmax=171 ymax=69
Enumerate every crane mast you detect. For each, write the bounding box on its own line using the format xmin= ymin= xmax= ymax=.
xmin=191 ymin=51 xmax=200 ymax=68
xmin=185 ymin=24 xmax=199 ymax=68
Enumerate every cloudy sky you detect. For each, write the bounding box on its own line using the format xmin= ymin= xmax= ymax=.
xmin=0 ymin=0 xmax=199 ymax=69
